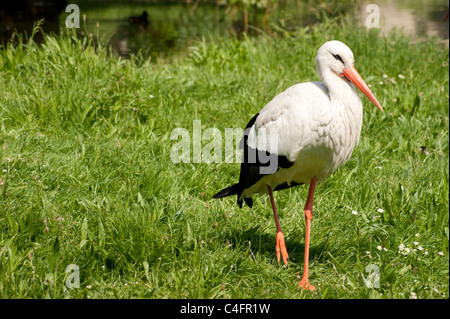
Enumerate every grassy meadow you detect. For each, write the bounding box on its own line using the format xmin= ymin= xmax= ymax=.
xmin=0 ymin=16 xmax=448 ymax=299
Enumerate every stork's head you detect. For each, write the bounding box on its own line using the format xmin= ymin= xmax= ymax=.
xmin=316 ymin=40 xmax=383 ymax=111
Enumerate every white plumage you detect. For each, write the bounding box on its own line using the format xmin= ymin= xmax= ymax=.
xmin=213 ymin=40 xmax=382 ymax=290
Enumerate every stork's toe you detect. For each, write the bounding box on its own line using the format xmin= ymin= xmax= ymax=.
xmin=276 ymin=232 xmax=288 ymax=266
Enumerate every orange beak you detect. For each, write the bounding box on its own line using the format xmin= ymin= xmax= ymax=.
xmin=341 ymin=65 xmax=383 ymax=111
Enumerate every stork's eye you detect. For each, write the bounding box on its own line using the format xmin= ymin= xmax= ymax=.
xmin=332 ymin=54 xmax=344 ymax=64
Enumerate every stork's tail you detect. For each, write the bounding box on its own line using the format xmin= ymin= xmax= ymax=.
xmin=212 ymin=184 xmax=240 ymax=199
xmin=212 ymin=184 xmax=253 ymax=208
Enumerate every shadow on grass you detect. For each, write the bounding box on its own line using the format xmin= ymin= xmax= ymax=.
xmin=229 ymin=226 xmax=330 ymax=266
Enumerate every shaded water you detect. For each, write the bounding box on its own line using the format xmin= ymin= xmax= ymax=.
xmin=0 ymin=0 xmax=448 ymax=59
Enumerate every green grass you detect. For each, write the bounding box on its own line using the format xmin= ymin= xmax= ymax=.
xmin=0 ymin=17 xmax=448 ymax=299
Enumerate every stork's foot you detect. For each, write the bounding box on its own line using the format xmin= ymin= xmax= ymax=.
xmin=276 ymin=232 xmax=288 ymax=266
xmin=298 ymin=277 xmax=316 ymax=291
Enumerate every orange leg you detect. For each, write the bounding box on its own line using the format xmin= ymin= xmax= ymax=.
xmin=299 ymin=177 xmax=317 ymax=291
xmin=267 ymin=185 xmax=288 ymax=266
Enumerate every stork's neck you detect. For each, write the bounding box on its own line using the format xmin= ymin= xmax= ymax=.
xmin=320 ymin=68 xmax=364 ymax=158
xmin=321 ymin=69 xmax=363 ymax=118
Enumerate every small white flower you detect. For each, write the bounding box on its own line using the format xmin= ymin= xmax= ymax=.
xmin=438 ymin=252 xmax=444 ymax=256
xmin=86 ymin=285 xmax=92 ymax=289
xmin=383 ymin=74 xmax=388 ymax=78
xmin=418 ymin=246 xmax=424 ymax=251
xmin=410 ymin=292 xmax=417 ymax=299
xmin=399 ymin=244 xmax=405 ymax=250
xmin=424 ymin=251 xmax=429 ymax=255
xmin=413 ymin=242 xmax=419 ymax=245
xmin=2 ymin=169 xmax=6 ymax=173
xmin=352 ymin=210 xmax=358 ymax=215
xmin=415 ymin=233 xmax=420 ymax=237
xmin=398 ymin=74 xmax=405 ymax=79
xmin=377 ymin=246 xmax=382 ymax=251
xmin=377 ymin=208 xmax=384 ymax=213
xmin=404 ymin=248 xmax=410 ymax=253
xmin=383 ymin=247 xmax=388 ymax=251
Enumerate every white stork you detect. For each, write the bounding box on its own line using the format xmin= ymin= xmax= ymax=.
xmin=213 ymin=40 xmax=383 ymax=290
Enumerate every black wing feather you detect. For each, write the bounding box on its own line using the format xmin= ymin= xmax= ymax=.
xmin=213 ymin=112 xmax=301 ymax=208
